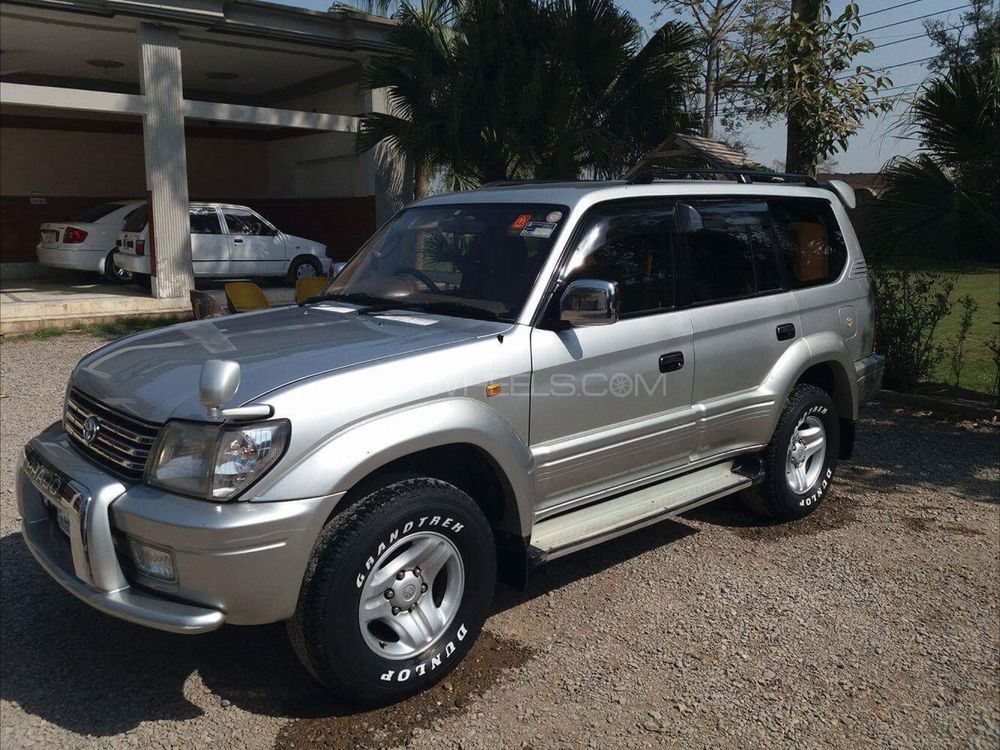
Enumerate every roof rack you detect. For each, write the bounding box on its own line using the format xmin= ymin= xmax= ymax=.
xmin=477 ymin=178 xmax=591 ymax=189
xmin=626 ymin=168 xmax=818 ymax=187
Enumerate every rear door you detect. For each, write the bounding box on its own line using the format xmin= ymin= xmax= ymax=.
xmin=189 ymin=206 xmax=229 ymax=276
xmin=222 ymin=207 xmax=285 ymax=277
xmin=680 ymin=198 xmax=801 ymax=460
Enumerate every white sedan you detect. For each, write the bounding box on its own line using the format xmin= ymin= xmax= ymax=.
xmin=115 ymin=202 xmax=330 ymax=285
xmin=36 ymin=201 xmax=143 ymax=282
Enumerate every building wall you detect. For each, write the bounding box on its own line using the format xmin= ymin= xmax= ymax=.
xmin=0 ymin=125 xmax=375 ymax=266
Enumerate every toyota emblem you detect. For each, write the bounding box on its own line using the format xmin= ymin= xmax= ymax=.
xmin=82 ymin=417 xmax=101 ymax=444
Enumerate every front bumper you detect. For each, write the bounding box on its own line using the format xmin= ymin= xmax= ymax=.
xmin=18 ymin=422 xmax=341 ymax=633
xmin=855 ymin=353 xmax=885 ymax=406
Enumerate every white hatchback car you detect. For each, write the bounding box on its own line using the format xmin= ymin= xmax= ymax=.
xmin=115 ymin=202 xmax=330 ymax=285
xmin=36 ymin=201 xmax=144 ymax=282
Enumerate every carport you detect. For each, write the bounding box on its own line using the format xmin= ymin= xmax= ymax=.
xmin=0 ymin=0 xmax=405 ymax=298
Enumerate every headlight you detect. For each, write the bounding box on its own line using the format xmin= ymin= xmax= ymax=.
xmin=146 ymin=419 xmax=289 ymax=501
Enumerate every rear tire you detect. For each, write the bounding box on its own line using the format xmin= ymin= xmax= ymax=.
xmin=287 ymin=477 xmax=496 ymax=705
xmin=103 ymin=250 xmax=133 ymax=284
xmin=742 ymin=384 xmax=840 ymax=521
xmin=287 ymin=256 xmax=323 ymax=285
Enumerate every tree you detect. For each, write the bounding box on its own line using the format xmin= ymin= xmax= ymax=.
xmin=358 ymin=0 xmax=699 ymax=189
xmin=739 ymin=1 xmax=892 ymax=176
xmin=656 ymin=0 xmax=785 ymax=139
xmin=925 ymin=0 xmax=999 ymax=75
xmin=874 ymin=55 xmax=1000 ymax=261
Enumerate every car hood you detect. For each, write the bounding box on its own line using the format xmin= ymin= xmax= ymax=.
xmin=71 ymin=304 xmax=508 ymax=423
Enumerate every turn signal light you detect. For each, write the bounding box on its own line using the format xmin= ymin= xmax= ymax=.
xmin=63 ymin=226 xmax=88 ymax=244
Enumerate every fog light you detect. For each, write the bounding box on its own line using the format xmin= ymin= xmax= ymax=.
xmin=127 ymin=538 xmax=176 ymax=581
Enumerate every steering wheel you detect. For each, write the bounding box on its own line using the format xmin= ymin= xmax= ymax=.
xmin=393 ymin=267 xmax=441 ymax=293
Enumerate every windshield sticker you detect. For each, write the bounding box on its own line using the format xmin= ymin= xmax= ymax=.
xmin=545 ymin=211 xmax=563 ymax=223
xmin=509 ymin=213 xmax=532 ymax=231
xmin=520 ymin=221 xmax=557 ymax=238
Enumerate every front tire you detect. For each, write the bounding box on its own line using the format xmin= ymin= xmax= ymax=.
xmin=743 ymin=384 xmax=840 ymax=521
xmin=287 ymin=256 xmax=323 ymax=284
xmin=288 ymin=477 xmax=496 ymax=705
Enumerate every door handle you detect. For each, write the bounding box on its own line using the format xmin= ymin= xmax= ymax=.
xmin=659 ymin=352 xmax=685 ymax=373
xmin=776 ymin=323 xmax=796 ymax=341
xmin=233 ymin=238 xmax=244 ymax=244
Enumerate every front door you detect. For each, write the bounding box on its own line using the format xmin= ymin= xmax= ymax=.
xmin=529 ymin=200 xmax=695 ymax=517
xmin=222 ymin=207 xmax=285 ymax=277
xmin=189 ymin=206 xmax=229 ymax=276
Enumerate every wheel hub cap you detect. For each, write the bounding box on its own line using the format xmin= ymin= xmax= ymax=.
xmin=784 ymin=415 xmax=827 ymax=494
xmin=359 ymin=531 xmax=464 ymax=660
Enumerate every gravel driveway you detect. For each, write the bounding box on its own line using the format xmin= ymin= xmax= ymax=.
xmin=1 ymin=334 xmax=997 ymax=749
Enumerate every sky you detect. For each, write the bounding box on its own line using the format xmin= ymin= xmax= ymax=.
xmin=270 ymin=0 xmax=968 ymax=173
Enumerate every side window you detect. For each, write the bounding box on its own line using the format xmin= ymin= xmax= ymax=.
xmin=683 ymin=200 xmax=781 ymax=304
xmin=565 ymin=203 xmax=675 ymax=317
xmin=769 ymin=199 xmax=847 ymax=288
xmin=223 ymin=209 xmax=276 ymax=237
xmin=189 ymin=208 xmax=222 ymax=235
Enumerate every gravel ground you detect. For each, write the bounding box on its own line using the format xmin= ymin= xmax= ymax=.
xmin=1 ymin=333 xmax=998 ymax=749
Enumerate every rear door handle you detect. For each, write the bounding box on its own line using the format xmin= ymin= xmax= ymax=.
xmin=659 ymin=352 xmax=685 ymax=373
xmin=233 ymin=238 xmax=243 ymax=244
xmin=776 ymin=323 xmax=796 ymax=341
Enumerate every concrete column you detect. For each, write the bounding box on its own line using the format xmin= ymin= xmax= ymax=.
xmin=138 ymin=23 xmax=193 ymax=298
xmin=359 ymin=84 xmax=412 ymax=225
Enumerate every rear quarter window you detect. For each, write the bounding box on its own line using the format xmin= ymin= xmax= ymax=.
xmin=768 ymin=198 xmax=847 ymax=288
xmin=122 ymin=205 xmax=148 ymax=233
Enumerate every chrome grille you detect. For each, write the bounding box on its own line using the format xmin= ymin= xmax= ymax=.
xmin=64 ymin=389 xmax=160 ymax=480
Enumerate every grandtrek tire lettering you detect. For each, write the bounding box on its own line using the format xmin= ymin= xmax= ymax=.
xmin=290 ymin=477 xmax=495 ymax=705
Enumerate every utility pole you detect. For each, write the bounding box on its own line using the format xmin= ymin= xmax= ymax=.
xmin=703 ymin=36 xmax=719 ymax=137
xmin=784 ymin=0 xmax=821 ymax=176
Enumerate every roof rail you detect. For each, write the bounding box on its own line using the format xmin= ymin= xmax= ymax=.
xmin=626 ymin=168 xmax=818 ymax=187
xmin=477 ymin=178 xmax=589 ymax=189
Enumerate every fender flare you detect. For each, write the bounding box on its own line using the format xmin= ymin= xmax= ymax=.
xmin=255 ymin=398 xmax=535 ymax=537
xmin=763 ymin=333 xmax=859 ymax=434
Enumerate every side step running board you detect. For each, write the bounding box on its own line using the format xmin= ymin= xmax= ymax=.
xmin=529 ymin=461 xmax=755 ymax=563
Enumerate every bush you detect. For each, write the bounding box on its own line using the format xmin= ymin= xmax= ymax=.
xmin=870 ymin=269 xmax=957 ymax=392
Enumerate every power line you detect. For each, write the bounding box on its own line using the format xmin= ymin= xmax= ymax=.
xmin=860 ymin=3 xmax=972 ymax=35
xmin=861 ymin=0 xmax=929 ymax=19
xmin=836 ymin=54 xmax=935 ymax=79
xmin=872 ymin=22 xmax=968 ymax=49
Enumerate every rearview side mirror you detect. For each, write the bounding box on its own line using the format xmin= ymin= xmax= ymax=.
xmin=559 ymin=279 xmax=619 ymax=327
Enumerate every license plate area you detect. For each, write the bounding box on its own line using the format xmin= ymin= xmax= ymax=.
xmin=41 ymin=230 xmax=58 ymax=246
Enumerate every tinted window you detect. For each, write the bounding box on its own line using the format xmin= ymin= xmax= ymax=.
xmin=190 ymin=208 xmax=221 ymax=235
xmin=684 ymin=201 xmax=780 ymax=304
xmin=566 ymin=203 xmax=675 ymax=317
xmin=223 ymin=208 xmax=276 ymax=236
xmin=769 ymin=199 xmax=847 ymax=287
xmin=70 ymin=203 xmax=125 ymax=223
xmin=122 ymin=204 xmax=148 ymax=233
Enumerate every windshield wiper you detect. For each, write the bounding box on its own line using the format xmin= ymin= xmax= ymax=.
xmin=302 ymin=291 xmax=390 ymax=308
xmin=419 ymin=301 xmax=502 ymax=321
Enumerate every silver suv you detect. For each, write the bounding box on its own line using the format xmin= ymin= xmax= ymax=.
xmin=18 ymin=172 xmax=883 ymax=705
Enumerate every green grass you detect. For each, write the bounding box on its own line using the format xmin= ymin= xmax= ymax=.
xmin=19 ymin=315 xmax=189 ymax=341
xmin=879 ymin=259 xmax=999 ymax=394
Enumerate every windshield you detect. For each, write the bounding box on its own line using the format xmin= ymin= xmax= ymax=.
xmin=70 ymin=203 xmax=125 ymax=223
xmin=324 ymin=203 xmax=569 ymax=322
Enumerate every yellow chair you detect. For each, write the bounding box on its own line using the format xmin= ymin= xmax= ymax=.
xmin=224 ymin=281 xmax=269 ymax=314
xmin=295 ymin=276 xmax=328 ymax=305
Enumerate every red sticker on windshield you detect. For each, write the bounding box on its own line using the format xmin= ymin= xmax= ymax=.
xmin=510 ymin=214 xmax=532 ymax=231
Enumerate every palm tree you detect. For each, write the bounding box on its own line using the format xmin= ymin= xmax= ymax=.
xmin=874 ymin=54 xmax=999 ymax=261
xmin=357 ymin=0 xmax=699 ymax=194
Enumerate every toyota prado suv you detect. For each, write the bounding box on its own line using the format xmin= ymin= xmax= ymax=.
xmin=18 ymin=171 xmax=884 ymax=705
